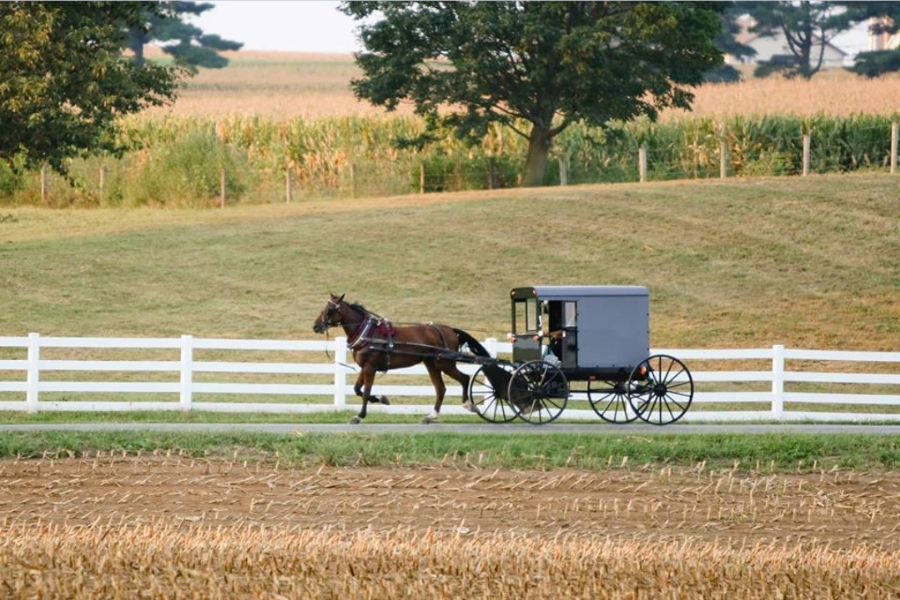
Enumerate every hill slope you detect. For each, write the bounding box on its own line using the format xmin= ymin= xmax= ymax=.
xmin=1 ymin=174 xmax=897 ymax=350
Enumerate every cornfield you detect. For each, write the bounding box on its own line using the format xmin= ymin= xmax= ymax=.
xmin=3 ymin=112 xmax=897 ymax=208
xmin=2 ymin=454 xmax=900 ymax=598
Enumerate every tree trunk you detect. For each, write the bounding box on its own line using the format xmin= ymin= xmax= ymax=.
xmin=521 ymin=124 xmax=553 ymax=187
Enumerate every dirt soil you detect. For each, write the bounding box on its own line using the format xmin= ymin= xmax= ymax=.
xmin=2 ymin=455 xmax=899 ymax=550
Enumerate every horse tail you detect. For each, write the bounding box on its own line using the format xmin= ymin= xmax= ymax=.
xmin=453 ymin=328 xmax=491 ymax=357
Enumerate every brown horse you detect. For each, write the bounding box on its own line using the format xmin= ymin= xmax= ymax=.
xmin=313 ymin=294 xmax=490 ymax=424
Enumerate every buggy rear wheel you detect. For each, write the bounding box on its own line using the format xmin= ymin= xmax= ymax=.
xmin=508 ymin=360 xmax=569 ymax=425
xmin=588 ymin=379 xmax=640 ymax=423
xmin=627 ymin=354 xmax=693 ymax=425
xmin=468 ymin=363 xmax=519 ymax=423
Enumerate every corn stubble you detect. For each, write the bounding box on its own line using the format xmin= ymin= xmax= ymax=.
xmin=2 ymin=455 xmax=899 ymax=598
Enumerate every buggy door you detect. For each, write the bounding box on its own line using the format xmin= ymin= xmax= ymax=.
xmin=546 ymin=301 xmax=578 ymax=369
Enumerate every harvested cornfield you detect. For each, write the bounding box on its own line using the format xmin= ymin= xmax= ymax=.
xmin=1 ymin=455 xmax=899 ymax=598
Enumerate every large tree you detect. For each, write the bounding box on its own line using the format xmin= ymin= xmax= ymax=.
xmin=0 ymin=2 xmax=183 ymax=174
xmin=842 ymin=2 xmax=900 ymax=77
xmin=341 ymin=1 xmax=726 ymax=186
xmin=738 ymin=1 xmax=857 ymax=79
xmin=127 ymin=1 xmax=243 ymax=72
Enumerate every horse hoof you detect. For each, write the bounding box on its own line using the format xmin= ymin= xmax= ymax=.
xmin=349 ymin=416 xmax=362 ymax=425
xmin=463 ymin=401 xmax=480 ymax=415
xmin=380 ymin=396 xmax=391 ymax=406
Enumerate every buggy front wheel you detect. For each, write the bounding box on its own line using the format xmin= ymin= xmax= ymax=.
xmin=627 ymin=354 xmax=693 ymax=426
xmin=508 ymin=360 xmax=569 ymax=425
xmin=468 ymin=363 xmax=519 ymax=423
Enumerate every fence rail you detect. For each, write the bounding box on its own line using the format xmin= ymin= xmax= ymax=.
xmin=1 ymin=333 xmax=899 ymax=422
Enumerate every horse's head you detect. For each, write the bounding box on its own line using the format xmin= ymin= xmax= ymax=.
xmin=313 ymin=293 xmax=348 ymax=334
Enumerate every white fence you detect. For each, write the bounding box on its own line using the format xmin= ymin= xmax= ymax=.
xmin=1 ymin=333 xmax=899 ymax=422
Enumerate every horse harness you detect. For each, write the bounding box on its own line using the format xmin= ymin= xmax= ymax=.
xmin=347 ymin=315 xmax=450 ymax=372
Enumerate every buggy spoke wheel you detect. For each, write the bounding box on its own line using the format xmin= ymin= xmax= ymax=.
xmin=468 ymin=363 xmax=518 ymax=423
xmin=627 ymin=354 xmax=693 ymax=426
xmin=508 ymin=360 xmax=569 ymax=425
xmin=588 ymin=379 xmax=639 ymax=423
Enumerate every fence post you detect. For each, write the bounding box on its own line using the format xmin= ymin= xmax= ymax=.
xmin=802 ymin=135 xmax=810 ymax=176
xmin=638 ymin=147 xmax=647 ymax=183
xmin=26 ymin=332 xmax=40 ymax=413
xmin=772 ymin=344 xmax=785 ymax=420
xmin=334 ymin=336 xmax=348 ymax=408
xmin=180 ymin=334 xmax=193 ymax=412
xmin=220 ymin=168 xmax=227 ymax=208
xmin=351 ymin=163 xmax=358 ymax=198
xmin=485 ymin=337 xmax=499 ymax=359
xmin=558 ymin=155 xmax=568 ymax=186
xmin=891 ymin=121 xmax=898 ymax=175
xmin=285 ymin=169 xmax=292 ymax=203
xmin=419 ymin=163 xmax=426 ymax=194
xmin=720 ymin=140 xmax=728 ymax=179
xmin=40 ymin=165 xmax=48 ymax=204
xmin=99 ymin=165 xmax=107 ymax=201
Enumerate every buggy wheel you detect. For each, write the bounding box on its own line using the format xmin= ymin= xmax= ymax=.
xmin=588 ymin=379 xmax=639 ymax=423
xmin=627 ymin=354 xmax=694 ymax=426
xmin=468 ymin=363 xmax=519 ymax=423
xmin=508 ymin=360 xmax=569 ymax=425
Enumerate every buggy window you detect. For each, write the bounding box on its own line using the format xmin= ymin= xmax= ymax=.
xmin=513 ymin=298 xmax=540 ymax=334
xmin=564 ymin=301 xmax=576 ymax=327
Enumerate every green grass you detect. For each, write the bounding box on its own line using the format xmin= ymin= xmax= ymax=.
xmin=0 ymin=430 xmax=898 ymax=471
xmin=1 ymin=174 xmax=898 ymax=349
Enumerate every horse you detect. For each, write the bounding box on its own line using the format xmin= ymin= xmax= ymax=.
xmin=312 ymin=294 xmax=491 ymax=424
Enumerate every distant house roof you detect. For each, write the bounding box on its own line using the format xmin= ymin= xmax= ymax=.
xmin=729 ymin=16 xmax=849 ymax=67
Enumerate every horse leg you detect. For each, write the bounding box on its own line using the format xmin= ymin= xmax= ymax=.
xmin=420 ymin=360 xmax=446 ymax=424
xmin=350 ymin=365 xmax=377 ymax=425
xmin=354 ymin=368 xmax=389 ymax=405
xmin=439 ymin=360 xmax=478 ymax=414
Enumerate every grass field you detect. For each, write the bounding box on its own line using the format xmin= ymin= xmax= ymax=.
xmin=2 ymin=174 xmax=897 ymax=351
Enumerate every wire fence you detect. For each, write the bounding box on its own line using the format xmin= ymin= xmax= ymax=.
xmin=4 ymin=120 xmax=898 ymax=208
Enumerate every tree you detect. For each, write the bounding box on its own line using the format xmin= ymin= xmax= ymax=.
xmin=0 ymin=2 xmax=183 ymax=174
xmin=738 ymin=1 xmax=856 ymax=79
xmin=842 ymin=2 xmax=900 ymax=77
xmin=127 ymin=2 xmax=243 ymax=72
xmin=341 ymin=1 xmax=726 ymax=187
xmin=707 ymin=4 xmax=758 ymax=83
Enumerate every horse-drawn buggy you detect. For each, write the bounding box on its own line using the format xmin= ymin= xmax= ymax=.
xmin=313 ymin=286 xmax=693 ymax=425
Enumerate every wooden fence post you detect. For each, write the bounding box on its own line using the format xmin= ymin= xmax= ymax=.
xmin=40 ymin=165 xmax=48 ymax=204
xmin=558 ymin=155 xmax=568 ymax=186
xmin=26 ymin=332 xmax=40 ymax=413
xmin=891 ymin=121 xmax=898 ymax=175
xmin=419 ymin=163 xmax=425 ymax=194
xmin=638 ymin=147 xmax=647 ymax=183
xmin=179 ymin=334 xmax=193 ymax=412
xmin=771 ymin=344 xmax=785 ymax=420
xmin=802 ymin=134 xmax=810 ymax=176
xmin=285 ymin=169 xmax=292 ymax=203
xmin=220 ymin=168 xmax=226 ymax=208
xmin=99 ymin=165 xmax=107 ymax=201
xmin=720 ymin=140 xmax=728 ymax=179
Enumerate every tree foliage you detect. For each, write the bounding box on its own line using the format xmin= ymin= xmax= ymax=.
xmin=0 ymin=2 xmax=184 ymax=175
xmin=738 ymin=1 xmax=856 ymax=79
xmin=843 ymin=1 xmax=900 ymax=77
xmin=127 ymin=1 xmax=243 ymax=72
xmin=341 ymin=1 xmax=725 ymax=186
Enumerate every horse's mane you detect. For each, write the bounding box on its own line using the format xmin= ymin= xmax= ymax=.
xmin=346 ymin=301 xmax=369 ymax=316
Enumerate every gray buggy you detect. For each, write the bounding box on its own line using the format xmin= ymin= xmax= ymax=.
xmin=465 ymin=286 xmax=694 ymax=425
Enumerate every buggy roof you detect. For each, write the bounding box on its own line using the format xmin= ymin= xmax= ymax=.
xmin=510 ymin=285 xmax=649 ymax=300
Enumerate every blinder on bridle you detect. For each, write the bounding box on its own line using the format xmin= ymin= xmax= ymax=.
xmin=313 ymin=294 xmax=346 ymax=333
